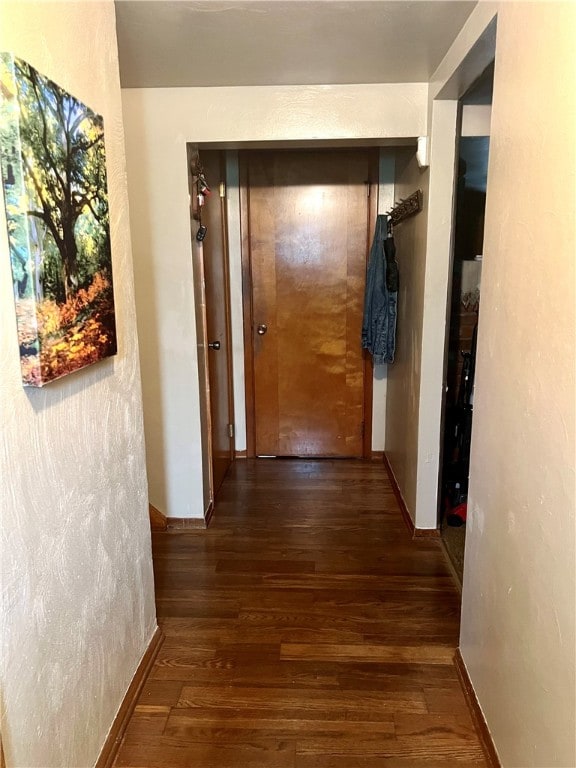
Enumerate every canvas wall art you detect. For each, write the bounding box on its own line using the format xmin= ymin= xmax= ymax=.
xmin=0 ymin=53 xmax=117 ymax=387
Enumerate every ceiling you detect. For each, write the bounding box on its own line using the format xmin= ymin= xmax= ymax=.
xmin=115 ymin=1 xmax=478 ymax=89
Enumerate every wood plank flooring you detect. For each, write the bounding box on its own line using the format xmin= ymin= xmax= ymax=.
xmin=114 ymin=460 xmax=486 ymax=767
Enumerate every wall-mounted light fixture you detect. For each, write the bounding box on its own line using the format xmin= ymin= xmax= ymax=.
xmin=416 ymin=136 xmax=429 ymax=169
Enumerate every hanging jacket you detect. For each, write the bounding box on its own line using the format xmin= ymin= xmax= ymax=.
xmin=384 ymin=236 xmax=399 ymax=293
xmin=361 ymin=214 xmax=398 ymax=364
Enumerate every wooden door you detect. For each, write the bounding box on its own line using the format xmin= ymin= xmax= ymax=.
xmin=200 ymin=151 xmax=234 ymax=496
xmin=242 ymin=149 xmax=376 ymax=458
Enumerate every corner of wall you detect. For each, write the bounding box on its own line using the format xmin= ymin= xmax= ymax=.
xmin=414 ymin=99 xmax=458 ymax=530
xmin=0 ymin=3 xmax=156 ymax=765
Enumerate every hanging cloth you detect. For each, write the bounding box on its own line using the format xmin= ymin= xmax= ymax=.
xmin=384 ymin=235 xmax=399 ymax=293
xmin=361 ymin=215 xmax=398 ymax=364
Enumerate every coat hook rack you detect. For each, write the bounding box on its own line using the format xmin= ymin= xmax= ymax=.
xmin=386 ymin=189 xmax=423 ymax=227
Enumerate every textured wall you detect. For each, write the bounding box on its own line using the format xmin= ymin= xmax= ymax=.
xmin=459 ymin=3 xmax=576 ymax=765
xmin=121 ymin=83 xmax=427 ymax=518
xmin=385 ymin=150 xmax=430 ymax=518
xmin=0 ymin=3 xmax=156 ymax=767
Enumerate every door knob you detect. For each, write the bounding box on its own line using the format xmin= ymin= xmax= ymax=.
xmin=257 ymin=324 xmax=268 ymax=336
xmin=208 ymin=341 xmax=221 ymax=350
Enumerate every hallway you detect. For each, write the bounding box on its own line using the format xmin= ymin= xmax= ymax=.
xmin=114 ymin=460 xmax=487 ymax=767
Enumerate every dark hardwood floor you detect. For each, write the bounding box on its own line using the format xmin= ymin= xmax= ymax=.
xmin=114 ymin=459 xmax=486 ymax=767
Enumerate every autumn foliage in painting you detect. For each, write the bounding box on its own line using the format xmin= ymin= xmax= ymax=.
xmin=0 ymin=54 xmax=116 ymax=386
xmin=16 ymin=272 xmax=116 ymax=386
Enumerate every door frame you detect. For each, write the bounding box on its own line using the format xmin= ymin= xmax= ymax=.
xmin=238 ymin=148 xmax=379 ymax=459
xmin=187 ymin=145 xmax=236 ymax=519
xmin=427 ymin=21 xmax=497 ymax=529
xmin=206 ymin=150 xmax=236 ymax=485
xmin=218 ymin=153 xmax=236 ymax=469
xmin=437 ymin=95 xmax=492 ymax=531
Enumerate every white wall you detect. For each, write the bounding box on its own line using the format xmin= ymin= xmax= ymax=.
xmin=385 ymin=150 xmax=430 ymax=516
xmin=371 ymin=150 xmax=396 ymax=451
xmin=0 ymin=3 xmax=156 ymax=766
xmin=122 ymin=83 xmax=427 ymax=517
xmin=224 ymin=152 xmax=247 ymax=452
xmin=459 ymin=4 xmax=576 ymax=766
xmin=462 ymin=104 xmax=492 ymax=137
xmin=414 ymin=99 xmax=459 ymax=528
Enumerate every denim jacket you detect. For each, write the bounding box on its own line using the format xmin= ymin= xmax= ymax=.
xmin=361 ymin=215 xmax=398 ymax=364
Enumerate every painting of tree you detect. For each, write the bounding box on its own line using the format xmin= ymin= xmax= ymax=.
xmin=0 ymin=54 xmax=117 ymax=387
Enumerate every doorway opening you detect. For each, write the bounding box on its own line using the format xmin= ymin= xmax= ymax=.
xmin=439 ymin=64 xmax=494 ymax=582
xmin=187 ymin=148 xmax=235 ymax=515
xmin=189 ymin=139 xmax=422 ymax=517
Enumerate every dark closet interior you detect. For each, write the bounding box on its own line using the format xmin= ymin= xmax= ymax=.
xmin=440 ymin=66 xmax=494 ymax=583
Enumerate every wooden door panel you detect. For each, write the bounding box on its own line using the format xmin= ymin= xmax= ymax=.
xmin=250 ymin=165 xmax=280 ymax=454
xmin=246 ymin=150 xmax=372 ymax=457
xmin=200 ymin=151 xmax=234 ymax=494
